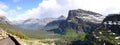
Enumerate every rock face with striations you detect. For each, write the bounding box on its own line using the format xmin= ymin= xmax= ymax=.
xmin=102 ymin=14 xmax=120 ymax=35
xmin=67 ymin=9 xmax=104 ymax=23
xmin=58 ymin=9 xmax=105 ymax=33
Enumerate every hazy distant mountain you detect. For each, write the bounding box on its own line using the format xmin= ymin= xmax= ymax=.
xmin=57 ymin=15 xmax=66 ymax=20
xmin=13 ymin=16 xmax=66 ymax=29
xmin=45 ymin=15 xmax=66 ymax=27
xmin=0 ymin=16 xmax=13 ymax=25
xmin=0 ymin=16 xmax=27 ymax=30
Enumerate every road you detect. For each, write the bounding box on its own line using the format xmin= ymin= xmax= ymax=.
xmin=0 ymin=37 xmax=16 ymax=45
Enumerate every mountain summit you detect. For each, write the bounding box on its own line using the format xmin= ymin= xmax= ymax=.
xmin=53 ymin=9 xmax=105 ymax=34
xmin=67 ymin=9 xmax=105 ymax=23
xmin=58 ymin=15 xmax=66 ymax=20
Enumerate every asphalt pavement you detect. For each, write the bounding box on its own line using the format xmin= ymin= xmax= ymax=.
xmin=0 ymin=37 xmax=16 ymax=45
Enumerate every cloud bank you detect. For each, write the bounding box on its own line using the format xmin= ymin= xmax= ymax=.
xmin=1 ymin=0 xmax=120 ymax=21
xmin=16 ymin=0 xmax=120 ymax=20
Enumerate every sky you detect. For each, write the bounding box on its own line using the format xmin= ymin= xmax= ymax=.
xmin=0 ymin=0 xmax=120 ymax=21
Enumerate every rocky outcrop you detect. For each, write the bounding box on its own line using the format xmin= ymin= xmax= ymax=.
xmin=0 ymin=28 xmax=8 ymax=39
xmin=102 ymin=14 xmax=120 ymax=35
xmin=57 ymin=9 xmax=105 ymax=33
xmin=82 ymin=14 xmax=120 ymax=45
xmin=67 ymin=9 xmax=104 ymax=23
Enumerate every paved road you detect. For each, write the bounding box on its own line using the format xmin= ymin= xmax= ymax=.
xmin=0 ymin=37 xmax=16 ymax=45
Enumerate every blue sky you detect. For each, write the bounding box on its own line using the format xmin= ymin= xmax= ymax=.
xmin=1 ymin=0 xmax=42 ymax=11
xmin=0 ymin=0 xmax=120 ymax=21
xmin=0 ymin=0 xmax=42 ymax=21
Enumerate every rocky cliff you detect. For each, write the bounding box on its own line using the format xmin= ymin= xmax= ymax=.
xmin=82 ymin=14 xmax=120 ymax=45
xmin=57 ymin=9 xmax=105 ymax=33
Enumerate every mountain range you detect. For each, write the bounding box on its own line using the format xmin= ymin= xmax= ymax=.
xmin=0 ymin=9 xmax=106 ymax=34
xmin=2 ymin=9 xmax=120 ymax=45
xmin=13 ymin=15 xmax=66 ymax=29
xmin=0 ymin=9 xmax=105 ymax=33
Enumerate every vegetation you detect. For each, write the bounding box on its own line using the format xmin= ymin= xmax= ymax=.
xmin=93 ymin=29 xmax=120 ymax=45
xmin=44 ymin=24 xmax=59 ymax=30
xmin=0 ymin=22 xmax=29 ymax=39
xmin=3 ymin=23 xmax=61 ymax=39
xmin=24 ymin=38 xmax=56 ymax=45
xmin=6 ymin=29 xmax=29 ymax=39
xmin=77 ymin=28 xmax=120 ymax=45
xmin=63 ymin=27 xmax=78 ymax=38
xmin=55 ymin=27 xmax=86 ymax=45
xmin=17 ymin=29 xmax=61 ymax=39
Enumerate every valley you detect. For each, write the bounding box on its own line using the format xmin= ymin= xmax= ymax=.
xmin=0 ymin=0 xmax=120 ymax=45
xmin=0 ymin=9 xmax=120 ymax=45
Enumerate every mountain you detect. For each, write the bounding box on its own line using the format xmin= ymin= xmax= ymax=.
xmin=50 ymin=9 xmax=105 ymax=34
xmin=0 ymin=16 xmax=28 ymax=45
xmin=0 ymin=16 xmax=13 ymax=25
xmin=57 ymin=15 xmax=66 ymax=20
xmin=55 ymin=9 xmax=120 ymax=45
xmin=13 ymin=16 xmax=66 ymax=29
xmin=53 ymin=9 xmax=106 ymax=45
xmin=81 ymin=14 xmax=120 ymax=45
xmin=67 ymin=9 xmax=104 ymax=23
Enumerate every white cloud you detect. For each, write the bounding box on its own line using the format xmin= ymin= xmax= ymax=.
xmin=8 ymin=10 xmax=18 ymax=16
xmin=0 ymin=1 xmax=8 ymax=16
xmin=0 ymin=9 xmax=7 ymax=16
xmin=0 ymin=1 xmax=8 ymax=10
xmin=16 ymin=6 xmax=22 ymax=10
xmin=16 ymin=0 xmax=62 ymax=20
xmin=15 ymin=0 xmax=120 ymax=20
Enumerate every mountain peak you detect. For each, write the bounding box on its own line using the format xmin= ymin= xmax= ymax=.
xmin=67 ymin=9 xmax=105 ymax=23
xmin=0 ymin=16 xmax=8 ymax=21
xmin=58 ymin=15 xmax=66 ymax=20
xmin=69 ymin=9 xmax=102 ymax=16
xmin=0 ymin=16 xmax=12 ymax=24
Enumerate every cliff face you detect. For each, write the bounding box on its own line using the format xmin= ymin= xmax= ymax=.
xmin=67 ymin=9 xmax=104 ymax=23
xmin=102 ymin=14 xmax=120 ymax=35
xmin=58 ymin=9 xmax=105 ymax=33
xmin=82 ymin=14 xmax=120 ymax=45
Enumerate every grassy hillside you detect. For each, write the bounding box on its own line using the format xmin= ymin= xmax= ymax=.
xmin=0 ymin=22 xmax=59 ymax=45
xmin=23 ymin=38 xmax=58 ymax=45
xmin=0 ymin=22 xmax=29 ymax=39
xmin=21 ymin=30 xmax=61 ymax=39
xmin=55 ymin=27 xmax=86 ymax=45
xmin=1 ymin=22 xmax=60 ymax=39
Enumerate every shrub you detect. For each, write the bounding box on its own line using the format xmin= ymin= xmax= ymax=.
xmin=63 ymin=27 xmax=78 ymax=38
